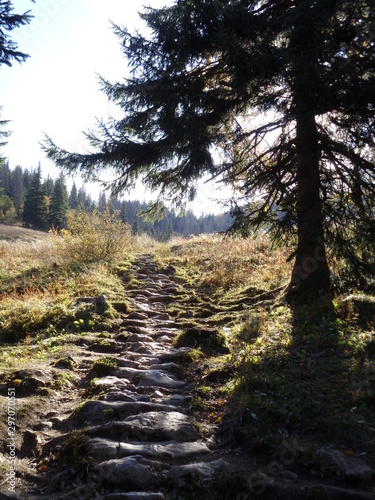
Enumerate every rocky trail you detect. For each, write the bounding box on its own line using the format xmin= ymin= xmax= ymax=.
xmin=12 ymin=256 xmax=229 ymax=499
xmin=2 ymin=255 xmax=374 ymax=499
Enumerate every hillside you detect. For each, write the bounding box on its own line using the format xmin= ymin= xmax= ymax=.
xmin=0 ymin=223 xmax=374 ymax=499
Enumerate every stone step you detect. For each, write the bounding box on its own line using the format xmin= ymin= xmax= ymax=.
xmin=93 ymin=455 xmax=167 ymax=489
xmin=87 ymin=438 xmax=210 ymax=462
xmin=126 ymin=312 xmax=150 ymax=321
xmin=86 ymin=411 xmax=200 ymax=442
xmin=78 ymin=400 xmax=184 ymax=422
xmin=99 ymin=493 xmax=165 ymax=500
xmin=112 ymin=367 xmax=184 ymax=389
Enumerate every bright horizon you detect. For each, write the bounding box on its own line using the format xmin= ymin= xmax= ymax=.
xmin=0 ymin=0 xmax=229 ymax=215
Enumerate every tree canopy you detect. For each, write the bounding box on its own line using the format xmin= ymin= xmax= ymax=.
xmin=44 ymin=0 xmax=375 ymax=301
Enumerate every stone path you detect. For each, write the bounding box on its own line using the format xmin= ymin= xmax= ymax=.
xmin=39 ymin=256 xmax=227 ymax=499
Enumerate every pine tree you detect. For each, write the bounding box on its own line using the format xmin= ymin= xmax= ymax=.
xmin=44 ymin=0 xmax=375 ymax=301
xmin=22 ymin=166 xmax=48 ymax=229
xmin=48 ymin=175 xmax=68 ymax=229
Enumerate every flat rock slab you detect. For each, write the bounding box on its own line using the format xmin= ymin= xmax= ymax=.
xmin=94 ymin=455 xmax=166 ymax=489
xmin=138 ymin=370 xmax=185 ymax=389
xmin=126 ymin=333 xmax=155 ymax=343
xmin=118 ymin=441 xmax=210 ymax=461
xmin=87 ymin=438 xmax=119 ymax=460
xmin=100 ymin=391 xmax=151 ymax=403
xmin=87 ymin=411 xmax=200 ymax=442
xmin=87 ymin=438 xmax=210 ymax=462
xmin=157 ymin=394 xmax=192 ymax=406
xmin=92 ymin=376 xmax=131 ymax=388
xmin=149 ymin=362 xmax=176 ymax=371
xmin=122 ymin=319 xmax=150 ymax=328
xmin=168 ymin=459 xmax=227 ymax=487
xmin=79 ymin=400 xmax=182 ymax=422
xmin=126 ymin=312 xmax=149 ymax=321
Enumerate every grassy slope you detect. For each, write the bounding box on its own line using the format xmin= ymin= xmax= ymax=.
xmin=154 ymin=234 xmax=375 ymax=492
xmin=0 ymin=225 xmax=374 ymax=495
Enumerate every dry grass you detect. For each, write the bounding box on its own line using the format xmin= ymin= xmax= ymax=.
xmin=0 ymin=220 xmax=132 ymax=346
xmin=0 ymin=223 xmax=47 ymax=241
xmin=156 ymin=233 xmax=292 ymax=294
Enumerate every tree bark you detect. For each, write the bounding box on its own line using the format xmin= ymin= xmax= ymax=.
xmin=288 ymin=113 xmax=331 ymax=302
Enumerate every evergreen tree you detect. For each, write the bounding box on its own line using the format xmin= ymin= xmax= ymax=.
xmin=10 ymin=165 xmax=24 ymax=214
xmin=120 ymin=201 xmax=127 ymax=223
xmin=0 ymin=1 xmax=33 ymax=68
xmin=43 ymin=175 xmax=54 ymax=197
xmin=97 ymin=191 xmax=107 ymax=212
xmin=68 ymin=181 xmax=79 ymax=209
xmin=0 ymin=110 xmax=11 ymax=159
xmin=44 ymin=0 xmax=375 ymax=302
xmin=0 ymin=159 xmax=10 ymax=195
xmin=131 ymin=215 xmax=140 ymax=236
xmin=48 ymin=174 xmax=68 ymax=229
xmin=164 ymin=219 xmax=173 ymax=241
xmin=22 ymin=166 xmax=48 ymax=229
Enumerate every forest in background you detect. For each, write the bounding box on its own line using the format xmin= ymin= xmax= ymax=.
xmin=0 ymin=161 xmax=232 ymax=239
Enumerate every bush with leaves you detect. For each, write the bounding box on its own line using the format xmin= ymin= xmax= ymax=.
xmin=52 ymin=208 xmax=132 ymax=263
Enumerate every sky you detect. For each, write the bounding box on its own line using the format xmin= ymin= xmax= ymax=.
xmin=0 ymin=0 xmax=229 ymax=215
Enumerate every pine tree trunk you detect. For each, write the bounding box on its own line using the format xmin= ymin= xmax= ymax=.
xmin=288 ymin=113 xmax=331 ymax=301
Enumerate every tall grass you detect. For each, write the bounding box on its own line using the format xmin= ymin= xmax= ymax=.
xmin=0 ymin=212 xmax=134 ymax=346
xmin=157 ymin=233 xmax=292 ymax=293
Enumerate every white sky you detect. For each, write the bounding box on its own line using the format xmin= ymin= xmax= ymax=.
xmin=0 ymin=0 xmax=228 ymax=215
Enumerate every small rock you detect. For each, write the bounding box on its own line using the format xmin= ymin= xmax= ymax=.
xmin=138 ymin=370 xmax=185 ymax=389
xmin=34 ymin=421 xmax=53 ymax=431
xmin=97 ymin=294 xmax=108 ymax=306
xmin=168 ymin=459 xmax=227 ymax=487
xmin=317 ymin=447 xmax=372 ymax=482
xmin=94 ymin=455 xmax=165 ymax=489
xmin=20 ymin=430 xmax=41 ymax=457
xmin=280 ymin=470 xmax=298 ymax=480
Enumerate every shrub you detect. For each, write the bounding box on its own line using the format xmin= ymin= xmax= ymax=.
xmin=52 ymin=208 xmax=132 ymax=264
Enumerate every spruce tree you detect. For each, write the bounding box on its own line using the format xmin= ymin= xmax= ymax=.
xmin=120 ymin=201 xmax=127 ymax=223
xmin=44 ymin=0 xmax=375 ymax=301
xmin=164 ymin=219 xmax=173 ymax=241
xmin=68 ymin=181 xmax=79 ymax=209
xmin=22 ymin=166 xmax=48 ymax=229
xmin=10 ymin=165 xmax=24 ymax=214
xmin=49 ymin=175 xmax=68 ymax=229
